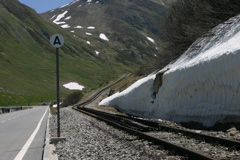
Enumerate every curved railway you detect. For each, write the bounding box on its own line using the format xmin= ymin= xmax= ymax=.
xmin=72 ymin=75 xmax=240 ymax=160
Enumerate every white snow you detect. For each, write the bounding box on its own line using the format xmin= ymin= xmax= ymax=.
xmin=87 ymin=26 xmax=95 ymax=29
xmin=87 ymin=0 xmax=92 ymax=3
xmin=65 ymin=16 xmax=72 ymax=20
xmin=95 ymin=51 xmax=100 ymax=55
xmin=99 ymin=15 xmax=240 ymax=127
xmin=52 ymin=103 xmax=62 ymax=108
xmin=63 ymin=82 xmax=85 ymax=90
xmin=61 ymin=24 xmax=70 ymax=28
xmin=50 ymin=15 xmax=56 ymax=20
xmin=99 ymin=33 xmax=109 ymax=41
xmin=86 ymin=32 xmax=92 ymax=36
xmin=69 ymin=0 xmax=79 ymax=6
xmin=74 ymin=26 xmax=83 ymax=29
xmin=53 ymin=11 xmax=68 ymax=24
xmin=87 ymin=41 xmax=91 ymax=44
xmin=60 ymin=4 xmax=69 ymax=8
xmin=71 ymin=30 xmax=75 ymax=33
xmin=147 ymin=37 xmax=155 ymax=43
xmin=55 ymin=22 xmax=66 ymax=25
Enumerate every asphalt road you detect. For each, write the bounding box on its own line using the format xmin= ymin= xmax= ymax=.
xmin=0 ymin=106 xmax=49 ymax=160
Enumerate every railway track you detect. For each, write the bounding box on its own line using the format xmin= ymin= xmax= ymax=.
xmin=73 ymin=107 xmax=240 ymax=160
xmin=72 ymin=75 xmax=240 ymax=160
xmin=74 ymin=74 xmax=129 ymax=107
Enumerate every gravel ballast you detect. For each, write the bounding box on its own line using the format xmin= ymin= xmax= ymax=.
xmin=49 ymin=107 xmax=182 ymax=160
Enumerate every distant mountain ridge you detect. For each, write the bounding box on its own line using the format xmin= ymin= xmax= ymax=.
xmin=41 ymin=0 xmax=171 ymax=62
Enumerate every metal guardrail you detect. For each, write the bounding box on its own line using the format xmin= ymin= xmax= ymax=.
xmin=0 ymin=106 xmax=22 ymax=113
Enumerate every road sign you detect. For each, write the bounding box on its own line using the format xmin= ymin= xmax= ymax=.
xmin=50 ymin=34 xmax=65 ymax=137
xmin=50 ymin=34 xmax=64 ymax=48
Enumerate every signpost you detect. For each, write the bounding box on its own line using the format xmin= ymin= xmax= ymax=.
xmin=50 ymin=34 xmax=64 ymax=138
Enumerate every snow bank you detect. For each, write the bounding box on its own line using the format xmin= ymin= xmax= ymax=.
xmin=63 ymin=82 xmax=85 ymax=90
xmin=100 ymin=15 xmax=240 ymax=127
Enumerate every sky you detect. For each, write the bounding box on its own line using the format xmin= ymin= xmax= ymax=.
xmin=18 ymin=0 xmax=74 ymax=13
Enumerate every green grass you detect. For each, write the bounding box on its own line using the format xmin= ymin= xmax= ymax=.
xmin=0 ymin=0 xmax=170 ymax=105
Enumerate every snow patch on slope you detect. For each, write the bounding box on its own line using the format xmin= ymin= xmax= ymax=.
xmin=74 ymin=26 xmax=83 ymax=29
xmin=63 ymin=82 xmax=85 ymax=90
xmin=99 ymin=33 xmax=109 ymax=41
xmin=53 ymin=11 xmax=68 ymax=24
xmin=147 ymin=37 xmax=155 ymax=43
xmin=61 ymin=24 xmax=71 ymax=28
xmin=65 ymin=16 xmax=71 ymax=20
xmin=87 ymin=26 xmax=95 ymax=29
xmin=86 ymin=32 xmax=92 ymax=36
xmin=95 ymin=51 xmax=100 ymax=55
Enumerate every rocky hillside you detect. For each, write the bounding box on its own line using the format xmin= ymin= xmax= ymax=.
xmin=42 ymin=0 xmax=172 ymax=63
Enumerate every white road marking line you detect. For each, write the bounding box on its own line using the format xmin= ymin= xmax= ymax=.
xmin=14 ymin=108 xmax=48 ymax=160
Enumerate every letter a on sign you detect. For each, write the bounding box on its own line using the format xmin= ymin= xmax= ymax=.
xmin=50 ymin=34 xmax=64 ymax=48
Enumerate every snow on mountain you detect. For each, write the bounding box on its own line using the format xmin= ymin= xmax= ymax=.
xmin=74 ymin=26 xmax=83 ymax=28
xmin=87 ymin=26 xmax=95 ymax=29
xmin=65 ymin=16 xmax=72 ymax=20
xmin=95 ymin=50 xmax=100 ymax=55
xmin=147 ymin=37 xmax=155 ymax=43
xmin=86 ymin=32 xmax=92 ymax=35
xmin=61 ymin=24 xmax=71 ymax=28
xmin=99 ymin=15 xmax=240 ymax=127
xmin=99 ymin=33 xmax=109 ymax=41
xmin=53 ymin=10 xmax=68 ymax=24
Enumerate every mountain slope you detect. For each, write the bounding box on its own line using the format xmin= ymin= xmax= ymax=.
xmin=0 ymin=0 xmax=138 ymax=105
xmin=41 ymin=0 xmax=171 ymax=63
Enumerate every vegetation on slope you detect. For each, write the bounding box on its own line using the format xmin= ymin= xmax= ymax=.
xmin=0 ymin=0 xmax=139 ymax=106
xmin=154 ymin=0 xmax=240 ymax=70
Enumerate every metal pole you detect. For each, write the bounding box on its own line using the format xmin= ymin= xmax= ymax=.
xmin=56 ymin=48 xmax=60 ymax=137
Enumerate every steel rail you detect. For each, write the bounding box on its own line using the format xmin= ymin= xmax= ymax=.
xmin=79 ymin=107 xmax=240 ymax=151
xmin=73 ymin=107 xmax=217 ymax=160
xmin=72 ymin=74 xmax=237 ymax=159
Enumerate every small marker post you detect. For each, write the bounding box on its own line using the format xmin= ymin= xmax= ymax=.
xmin=50 ymin=34 xmax=64 ymax=138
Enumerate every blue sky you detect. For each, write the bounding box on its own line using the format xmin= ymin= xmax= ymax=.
xmin=19 ymin=0 xmax=74 ymax=13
